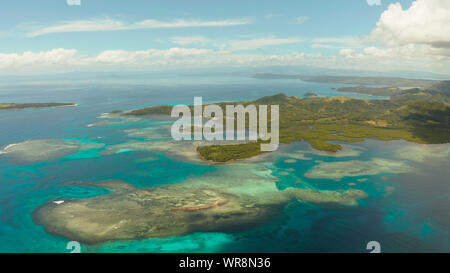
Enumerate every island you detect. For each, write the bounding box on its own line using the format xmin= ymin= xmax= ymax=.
xmin=337 ymin=81 xmax=450 ymax=97
xmin=337 ymin=86 xmax=403 ymax=96
xmin=114 ymin=81 xmax=449 ymax=163
xmin=0 ymin=103 xmax=77 ymax=110
xmin=304 ymin=92 xmax=318 ymax=97
xmin=253 ymin=74 xmax=438 ymax=88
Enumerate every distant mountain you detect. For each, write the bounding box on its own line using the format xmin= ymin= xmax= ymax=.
xmin=255 ymin=93 xmax=292 ymax=104
xmin=428 ymin=81 xmax=450 ymax=95
xmin=253 ymin=74 xmax=439 ymax=88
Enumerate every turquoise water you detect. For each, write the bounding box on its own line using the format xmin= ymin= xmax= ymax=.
xmin=0 ymin=76 xmax=448 ymax=253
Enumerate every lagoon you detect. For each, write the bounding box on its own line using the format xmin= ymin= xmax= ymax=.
xmin=0 ymin=75 xmax=448 ymax=253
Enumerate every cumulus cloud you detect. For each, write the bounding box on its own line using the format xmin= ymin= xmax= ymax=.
xmin=4 ymin=0 xmax=450 ymax=77
xmin=339 ymin=43 xmax=450 ymax=72
xmin=27 ymin=18 xmax=251 ymax=37
xmin=0 ymin=47 xmax=324 ymax=75
xmin=331 ymin=0 xmax=450 ymax=73
xmin=1 ymin=45 xmax=448 ymax=76
xmin=0 ymin=48 xmax=218 ymax=74
xmin=0 ymin=48 xmax=80 ymax=68
xmin=371 ymin=0 xmax=450 ymax=47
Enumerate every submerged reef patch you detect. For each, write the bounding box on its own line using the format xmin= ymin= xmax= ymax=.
xmin=0 ymin=139 xmax=103 ymax=163
xmin=33 ymin=163 xmax=367 ymax=244
xmin=302 ymin=144 xmax=365 ymax=158
xmin=305 ymin=158 xmax=414 ymax=180
xmin=394 ymin=143 xmax=450 ymax=163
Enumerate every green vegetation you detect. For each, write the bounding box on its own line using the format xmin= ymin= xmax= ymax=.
xmin=0 ymin=102 xmax=76 ymax=110
xmin=337 ymin=86 xmax=402 ymax=96
xmin=304 ymin=92 xmax=318 ymax=97
xmin=428 ymin=81 xmax=450 ymax=95
xmin=123 ymin=105 xmax=173 ymax=116
xmin=197 ymin=141 xmax=268 ymax=163
xmin=121 ymin=82 xmax=450 ymax=162
xmin=337 ymin=81 xmax=450 ymax=97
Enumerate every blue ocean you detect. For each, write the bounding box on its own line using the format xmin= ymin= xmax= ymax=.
xmin=0 ymin=75 xmax=448 ymax=253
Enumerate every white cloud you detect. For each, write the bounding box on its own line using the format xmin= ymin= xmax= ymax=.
xmin=311 ymin=44 xmax=340 ymax=49
xmin=339 ymin=48 xmax=364 ymax=59
xmin=0 ymin=45 xmax=448 ymax=76
xmin=26 ymin=18 xmax=251 ymax=37
xmin=296 ymin=16 xmax=309 ymax=24
xmin=4 ymin=0 xmax=449 ymax=77
xmin=133 ymin=18 xmax=251 ymax=29
xmin=371 ymin=0 xmax=450 ymax=47
xmin=264 ymin=14 xmax=278 ymax=19
xmin=228 ymin=37 xmax=303 ymax=51
xmin=95 ymin=48 xmax=216 ymax=64
xmin=311 ymin=36 xmax=366 ymax=48
xmin=0 ymin=48 xmax=323 ymax=75
xmin=339 ymin=44 xmax=450 ymax=71
xmin=367 ymin=0 xmax=381 ymax=6
xmin=0 ymin=48 xmax=218 ymax=74
xmin=28 ymin=19 xmax=125 ymax=37
xmin=170 ymin=36 xmax=211 ymax=46
xmin=310 ymin=0 xmax=450 ymax=73
xmin=0 ymin=48 xmax=79 ymax=68
xmin=355 ymin=0 xmax=450 ymax=72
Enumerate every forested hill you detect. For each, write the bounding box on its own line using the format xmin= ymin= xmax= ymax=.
xmin=119 ymin=87 xmax=450 ymax=162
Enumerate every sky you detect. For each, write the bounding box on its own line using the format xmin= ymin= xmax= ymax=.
xmin=0 ymin=0 xmax=449 ymax=77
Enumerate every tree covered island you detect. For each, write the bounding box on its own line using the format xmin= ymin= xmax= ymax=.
xmin=0 ymin=102 xmax=77 ymax=110
xmin=117 ymin=82 xmax=450 ymax=163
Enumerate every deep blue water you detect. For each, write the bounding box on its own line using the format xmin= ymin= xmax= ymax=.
xmin=0 ymin=76 xmax=448 ymax=253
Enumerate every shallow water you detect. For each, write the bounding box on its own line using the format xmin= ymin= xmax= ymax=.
xmin=0 ymin=75 xmax=448 ymax=253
